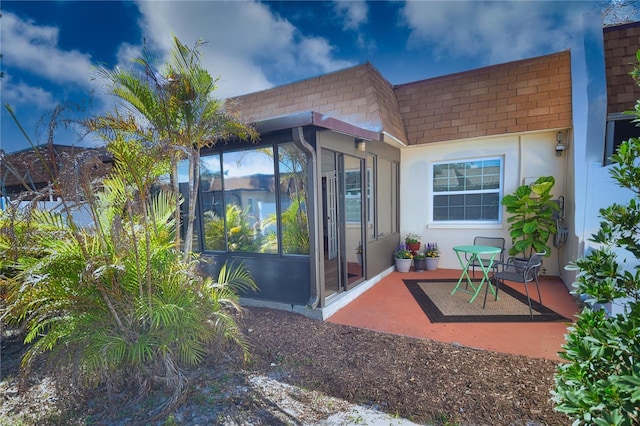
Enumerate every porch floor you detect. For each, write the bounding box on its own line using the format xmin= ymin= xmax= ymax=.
xmin=327 ymin=268 xmax=580 ymax=361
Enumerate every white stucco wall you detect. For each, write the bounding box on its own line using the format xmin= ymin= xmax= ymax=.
xmin=400 ymin=130 xmax=568 ymax=276
xmin=565 ymin=10 xmax=608 ymax=290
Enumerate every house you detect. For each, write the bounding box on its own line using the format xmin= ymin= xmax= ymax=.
xmin=5 ymin=18 xmax=637 ymax=320
xmin=191 ymin=17 xmax=640 ymax=319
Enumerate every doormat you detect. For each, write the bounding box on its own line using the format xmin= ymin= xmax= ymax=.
xmin=403 ymin=279 xmax=571 ymax=323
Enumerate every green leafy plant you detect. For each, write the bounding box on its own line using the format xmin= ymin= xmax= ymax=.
xmin=424 ymin=243 xmax=440 ymax=258
xmin=553 ymin=53 xmax=640 ymax=425
xmin=203 ymin=204 xmax=258 ymax=252
xmin=502 ymin=176 xmax=558 ymax=258
xmin=355 ymin=241 xmax=363 ymax=254
xmin=405 ymin=233 xmax=420 ymax=245
xmin=261 ymin=193 xmax=309 ymax=254
xmin=393 ymin=244 xmax=413 ymax=259
xmin=1 ymin=106 xmax=257 ymax=421
xmin=89 ymin=35 xmax=257 ymax=259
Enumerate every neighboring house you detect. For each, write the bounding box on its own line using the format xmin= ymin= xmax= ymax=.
xmin=0 ymin=144 xmax=112 ymax=201
xmin=0 ymin=144 xmax=111 ymax=225
xmin=578 ymin=21 xmax=640 ymax=316
xmin=195 ymin=18 xmax=639 ymax=318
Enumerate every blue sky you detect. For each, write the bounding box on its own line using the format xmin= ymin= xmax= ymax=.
xmin=1 ymin=0 xmax=637 ymax=154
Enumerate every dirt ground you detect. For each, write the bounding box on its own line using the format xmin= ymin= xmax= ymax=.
xmin=0 ymin=306 xmax=570 ymax=425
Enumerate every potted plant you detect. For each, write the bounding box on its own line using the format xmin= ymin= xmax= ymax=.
xmin=413 ymin=251 xmax=427 ymax=272
xmin=405 ymin=233 xmax=421 ymax=253
xmin=393 ymin=243 xmax=413 ymax=272
xmin=502 ymin=176 xmax=558 ymax=263
xmin=424 ymin=242 xmax=440 ymax=270
xmin=355 ymin=242 xmax=363 ymax=265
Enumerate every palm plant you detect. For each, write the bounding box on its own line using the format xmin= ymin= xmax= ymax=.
xmin=260 ymin=193 xmax=309 ymax=254
xmin=0 ymin=123 xmax=257 ymax=419
xmin=203 ymin=204 xmax=258 ymax=252
xmin=88 ymin=35 xmax=257 ymax=259
xmin=2 ymin=171 xmax=256 ymax=415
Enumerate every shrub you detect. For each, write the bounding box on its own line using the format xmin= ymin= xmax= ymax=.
xmin=0 ymin=140 xmax=257 ymax=419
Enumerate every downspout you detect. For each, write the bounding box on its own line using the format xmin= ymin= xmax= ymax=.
xmin=292 ymin=126 xmax=321 ymax=308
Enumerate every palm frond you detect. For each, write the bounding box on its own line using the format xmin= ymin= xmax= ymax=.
xmin=216 ymin=260 xmax=258 ymax=294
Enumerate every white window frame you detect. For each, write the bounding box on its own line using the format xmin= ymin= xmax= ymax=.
xmin=430 ymin=157 xmax=503 ymax=225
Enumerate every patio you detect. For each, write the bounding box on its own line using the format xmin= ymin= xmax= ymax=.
xmin=328 ymin=268 xmax=580 ymax=361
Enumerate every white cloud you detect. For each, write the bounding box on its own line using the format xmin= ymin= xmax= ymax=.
xmin=1 ymin=75 xmax=56 ymax=111
xmin=333 ymin=0 xmax=368 ymax=30
xmin=298 ymin=37 xmax=355 ymax=72
xmin=0 ymin=11 xmax=117 ymax=127
xmin=1 ymin=12 xmax=95 ymax=88
xmin=400 ymin=1 xmax=595 ymax=65
xmin=132 ymin=0 xmax=356 ymax=98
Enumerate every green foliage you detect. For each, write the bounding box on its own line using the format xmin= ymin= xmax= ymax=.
xmin=279 ymin=194 xmax=309 ymax=254
xmin=405 ymin=233 xmax=420 ymax=244
xmin=1 ymin=173 xmax=256 ymax=389
xmin=393 ymin=244 xmax=413 ymax=259
xmin=203 ymin=204 xmax=258 ymax=252
xmin=89 ymin=35 xmax=258 ymax=257
xmin=502 ymin=175 xmax=558 ymax=257
xmin=553 ymin=55 xmax=640 ymax=424
xmin=0 ymin=134 xmax=257 ymax=419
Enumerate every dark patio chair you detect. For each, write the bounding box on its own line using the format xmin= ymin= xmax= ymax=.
xmin=465 ymin=236 xmax=505 ymax=280
xmin=485 ymin=251 xmax=546 ymax=319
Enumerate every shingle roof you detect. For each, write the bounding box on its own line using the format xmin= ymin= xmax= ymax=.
xmin=395 ymin=51 xmax=572 ymax=145
xmin=232 ymin=51 xmax=573 ymax=146
xmin=232 ymin=62 xmax=405 ymax=140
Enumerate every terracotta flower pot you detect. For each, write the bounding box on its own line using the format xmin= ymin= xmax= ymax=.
xmin=407 ymin=242 xmax=421 ymax=253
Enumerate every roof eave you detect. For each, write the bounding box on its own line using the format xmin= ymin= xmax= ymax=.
xmin=254 ymin=111 xmax=381 ymax=141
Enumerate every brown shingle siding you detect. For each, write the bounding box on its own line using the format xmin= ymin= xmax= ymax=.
xmin=234 ymin=50 xmax=574 ymax=147
xmin=395 ymin=51 xmax=572 ymax=145
xmin=604 ymin=22 xmax=640 ymax=114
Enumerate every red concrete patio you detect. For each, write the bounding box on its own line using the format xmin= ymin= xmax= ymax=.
xmin=328 ymin=268 xmax=580 ymax=361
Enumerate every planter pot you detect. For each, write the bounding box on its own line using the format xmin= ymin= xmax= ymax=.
xmin=513 ymin=257 xmax=529 ymax=272
xmin=395 ymin=258 xmax=412 ymax=273
xmin=413 ymin=258 xmax=427 ymax=272
xmin=425 ymin=257 xmax=440 ymax=271
xmin=406 ymin=242 xmax=421 ymax=253
xmin=357 ymin=253 xmax=363 ymax=266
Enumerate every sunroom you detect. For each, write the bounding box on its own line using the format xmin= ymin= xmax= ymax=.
xmin=190 ymin=111 xmax=401 ymax=317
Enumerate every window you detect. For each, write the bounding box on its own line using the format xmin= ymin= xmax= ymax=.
xmin=199 ymin=143 xmax=309 ymax=255
xmin=366 ymin=154 xmax=376 ymax=240
xmin=432 ymin=158 xmax=502 ymax=223
xmin=605 ymin=115 xmax=640 ymax=165
xmin=344 ymin=169 xmax=361 ymax=223
xmin=278 ymin=143 xmax=309 ymax=255
xmin=376 ymin=156 xmax=398 ymax=237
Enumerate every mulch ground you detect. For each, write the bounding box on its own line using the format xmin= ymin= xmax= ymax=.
xmin=241 ymin=306 xmax=570 ymax=425
xmin=0 ymin=305 xmax=571 ymax=425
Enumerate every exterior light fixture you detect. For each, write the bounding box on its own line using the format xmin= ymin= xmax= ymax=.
xmin=355 ymin=139 xmax=367 ymax=152
xmin=555 ymin=131 xmax=566 ymax=156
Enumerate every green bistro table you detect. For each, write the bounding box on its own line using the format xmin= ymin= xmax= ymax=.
xmin=451 ymin=245 xmax=502 ymax=303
